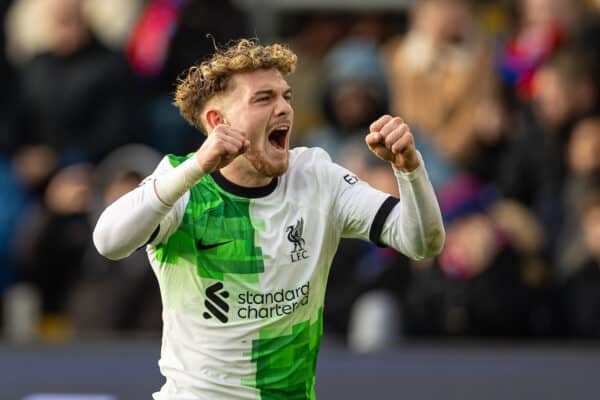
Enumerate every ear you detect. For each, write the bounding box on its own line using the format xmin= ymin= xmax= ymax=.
xmin=205 ymin=109 xmax=224 ymax=131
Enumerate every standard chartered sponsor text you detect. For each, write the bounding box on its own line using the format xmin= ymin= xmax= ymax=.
xmin=237 ymin=282 xmax=310 ymax=319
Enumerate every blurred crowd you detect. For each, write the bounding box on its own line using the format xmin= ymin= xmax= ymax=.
xmin=1 ymin=0 xmax=600 ymax=347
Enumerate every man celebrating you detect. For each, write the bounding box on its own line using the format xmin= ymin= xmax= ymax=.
xmin=93 ymin=39 xmax=444 ymax=400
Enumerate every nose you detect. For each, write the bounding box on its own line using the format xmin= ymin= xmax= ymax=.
xmin=275 ymin=95 xmax=292 ymax=117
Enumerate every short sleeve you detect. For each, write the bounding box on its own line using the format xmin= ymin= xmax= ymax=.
xmin=314 ymin=149 xmax=396 ymax=243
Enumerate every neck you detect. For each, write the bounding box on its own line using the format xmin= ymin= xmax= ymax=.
xmin=220 ymin=157 xmax=273 ymax=188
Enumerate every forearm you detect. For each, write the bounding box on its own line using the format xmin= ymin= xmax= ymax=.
xmin=381 ymin=162 xmax=445 ymax=260
xmin=153 ymin=156 xmax=205 ymax=206
xmin=93 ymin=181 xmax=171 ymax=260
xmin=93 ymin=157 xmax=205 ymax=260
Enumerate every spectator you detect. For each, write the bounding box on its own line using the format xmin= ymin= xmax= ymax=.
xmin=128 ymin=0 xmax=251 ymax=155
xmin=16 ymin=0 xmax=135 ymax=166
xmin=5 ymin=0 xmax=53 ymax=64
xmin=463 ymin=84 xmax=517 ymax=186
xmin=284 ymin=14 xmax=349 ymax=140
xmin=12 ymin=163 xmax=93 ymax=339
xmin=0 ymin=0 xmax=19 ymax=155
xmin=0 ymin=0 xmax=29 ymax=316
xmin=557 ymin=117 xmax=600 ymax=278
xmin=383 ymin=0 xmax=496 ymax=166
xmin=82 ymin=0 xmax=144 ymax=50
xmin=499 ymin=47 xmax=599 ymax=266
xmin=561 ymin=189 xmax=600 ymax=337
xmin=68 ymin=145 xmax=163 ymax=336
xmin=403 ymin=175 xmax=541 ymax=337
xmin=497 ymin=0 xmax=581 ymax=99
xmin=304 ymin=37 xmax=390 ymax=162
xmin=5 ymin=0 xmax=143 ymax=63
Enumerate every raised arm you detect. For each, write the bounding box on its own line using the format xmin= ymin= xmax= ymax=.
xmin=366 ymin=115 xmax=445 ymax=259
xmin=93 ymin=124 xmax=249 ymax=260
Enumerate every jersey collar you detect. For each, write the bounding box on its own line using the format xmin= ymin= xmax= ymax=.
xmin=211 ymin=170 xmax=278 ymax=198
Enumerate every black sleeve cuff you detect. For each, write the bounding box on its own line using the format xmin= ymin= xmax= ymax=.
xmin=369 ymin=196 xmax=399 ymax=247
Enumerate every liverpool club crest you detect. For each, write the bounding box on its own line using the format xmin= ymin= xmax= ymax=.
xmin=286 ymin=218 xmax=309 ymax=262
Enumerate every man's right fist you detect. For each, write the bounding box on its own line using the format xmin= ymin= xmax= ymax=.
xmin=194 ymin=124 xmax=250 ymax=173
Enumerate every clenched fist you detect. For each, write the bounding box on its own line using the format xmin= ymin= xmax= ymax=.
xmin=195 ymin=124 xmax=250 ymax=173
xmin=365 ymin=115 xmax=420 ymax=173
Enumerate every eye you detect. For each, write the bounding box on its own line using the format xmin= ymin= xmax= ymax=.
xmin=255 ymin=96 xmax=270 ymax=103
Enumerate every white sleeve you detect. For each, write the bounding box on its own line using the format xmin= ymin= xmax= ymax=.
xmin=379 ymin=157 xmax=445 ymax=260
xmin=327 ymin=150 xmax=444 ymax=260
xmin=92 ymin=156 xmax=189 ymax=260
xmin=323 ymin=152 xmax=390 ymax=241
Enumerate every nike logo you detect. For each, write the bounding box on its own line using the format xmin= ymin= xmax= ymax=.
xmin=197 ymin=240 xmax=233 ymax=251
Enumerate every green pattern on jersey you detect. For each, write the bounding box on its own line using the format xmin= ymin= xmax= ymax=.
xmin=243 ymin=308 xmax=323 ymax=399
xmin=154 ymin=154 xmax=266 ymax=282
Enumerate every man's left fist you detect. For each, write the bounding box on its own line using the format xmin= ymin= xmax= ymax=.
xmin=365 ymin=115 xmax=420 ymax=173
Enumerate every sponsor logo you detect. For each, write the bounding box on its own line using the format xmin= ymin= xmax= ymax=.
xmin=343 ymin=174 xmax=359 ymax=185
xmin=286 ymin=218 xmax=309 ymax=263
xmin=197 ymin=239 xmax=232 ymax=251
xmin=237 ymin=282 xmax=310 ymax=319
xmin=202 ymin=281 xmax=311 ymax=323
xmin=203 ymin=282 xmax=230 ymax=323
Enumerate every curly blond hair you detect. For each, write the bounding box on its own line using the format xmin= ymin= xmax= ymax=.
xmin=173 ymin=38 xmax=297 ymax=133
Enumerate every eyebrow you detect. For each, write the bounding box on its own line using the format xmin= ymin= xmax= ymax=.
xmin=251 ymin=87 xmax=292 ymax=98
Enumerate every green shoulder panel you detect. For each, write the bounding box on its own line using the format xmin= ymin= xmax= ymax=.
xmin=154 ymin=154 xmax=266 ymax=283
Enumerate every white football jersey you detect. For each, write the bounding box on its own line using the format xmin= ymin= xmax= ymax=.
xmin=147 ymin=147 xmax=396 ymax=400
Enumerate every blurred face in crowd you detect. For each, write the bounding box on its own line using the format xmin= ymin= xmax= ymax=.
xmin=521 ymin=0 xmax=578 ymax=31
xmin=440 ymin=0 xmax=471 ymax=42
xmin=568 ymin=118 xmax=600 ymax=175
xmin=413 ymin=0 xmax=471 ymax=44
xmin=47 ymin=0 xmax=89 ymax=55
xmin=332 ymin=82 xmax=379 ymax=130
xmin=473 ymin=95 xmax=511 ymax=144
xmin=44 ymin=164 xmax=91 ymax=215
xmin=217 ymin=68 xmax=294 ymax=178
xmin=532 ymin=64 xmax=597 ymax=130
xmin=446 ymin=214 xmax=500 ymax=276
xmin=532 ymin=67 xmax=571 ymax=129
xmin=522 ymin=0 xmax=559 ymax=25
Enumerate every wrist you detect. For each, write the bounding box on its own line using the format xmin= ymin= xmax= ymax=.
xmin=392 ymin=159 xmax=420 ymax=173
xmin=194 ymin=151 xmax=210 ymax=174
xmin=154 ymin=156 xmax=206 ymax=206
xmin=392 ymin=151 xmax=423 ymax=174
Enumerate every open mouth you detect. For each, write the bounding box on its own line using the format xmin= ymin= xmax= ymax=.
xmin=268 ymin=126 xmax=289 ymax=150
